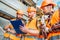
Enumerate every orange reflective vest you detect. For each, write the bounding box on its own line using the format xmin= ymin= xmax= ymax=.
xmin=26 ymin=18 xmax=38 ymax=30
xmin=46 ymin=10 xmax=59 ymax=28
xmin=46 ymin=10 xmax=60 ymax=39
xmin=50 ymin=10 xmax=59 ymax=26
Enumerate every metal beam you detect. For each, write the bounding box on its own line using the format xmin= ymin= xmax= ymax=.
xmin=0 ymin=10 xmax=15 ymax=20
xmin=0 ymin=0 xmax=28 ymax=17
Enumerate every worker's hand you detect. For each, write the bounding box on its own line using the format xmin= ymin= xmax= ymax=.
xmin=20 ymin=25 xmax=28 ymax=33
xmin=52 ymin=24 xmax=60 ymax=29
xmin=9 ymin=30 xmax=16 ymax=34
xmin=51 ymin=24 xmax=60 ymax=32
xmin=7 ymin=28 xmax=16 ymax=34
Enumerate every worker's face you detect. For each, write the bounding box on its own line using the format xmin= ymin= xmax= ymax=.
xmin=17 ymin=13 xmax=24 ymax=19
xmin=42 ymin=5 xmax=53 ymax=15
xmin=28 ymin=12 xmax=36 ymax=18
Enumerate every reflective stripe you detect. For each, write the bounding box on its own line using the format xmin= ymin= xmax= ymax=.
xmin=47 ymin=32 xmax=60 ymax=40
xmin=25 ymin=35 xmax=36 ymax=38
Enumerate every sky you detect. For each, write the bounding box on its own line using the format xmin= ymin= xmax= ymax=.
xmin=36 ymin=0 xmax=60 ymax=10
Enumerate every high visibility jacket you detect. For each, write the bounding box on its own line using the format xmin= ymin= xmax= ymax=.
xmin=46 ymin=10 xmax=59 ymax=28
xmin=50 ymin=10 xmax=59 ymax=26
xmin=26 ymin=17 xmax=45 ymax=39
xmin=4 ymin=33 xmax=20 ymax=40
xmin=46 ymin=10 xmax=60 ymax=40
xmin=26 ymin=18 xmax=38 ymax=30
xmin=25 ymin=18 xmax=39 ymax=40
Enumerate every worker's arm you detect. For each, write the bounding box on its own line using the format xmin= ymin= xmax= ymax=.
xmin=20 ymin=26 xmax=39 ymax=36
xmin=4 ymin=24 xmax=16 ymax=34
xmin=27 ymin=29 xmax=39 ymax=36
xmin=4 ymin=24 xmax=10 ymax=30
xmin=51 ymin=23 xmax=60 ymax=30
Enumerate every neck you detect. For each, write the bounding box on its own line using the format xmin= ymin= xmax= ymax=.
xmin=16 ymin=17 xmax=21 ymax=20
xmin=29 ymin=17 xmax=33 ymax=20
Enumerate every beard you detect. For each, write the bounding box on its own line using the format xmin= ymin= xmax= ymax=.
xmin=44 ymin=11 xmax=54 ymax=15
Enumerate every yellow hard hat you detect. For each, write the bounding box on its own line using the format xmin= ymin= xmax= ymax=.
xmin=16 ymin=10 xmax=24 ymax=14
xmin=27 ymin=7 xmax=36 ymax=13
xmin=40 ymin=1 xmax=56 ymax=9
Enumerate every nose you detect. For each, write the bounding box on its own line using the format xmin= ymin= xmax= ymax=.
xmin=28 ymin=13 xmax=31 ymax=15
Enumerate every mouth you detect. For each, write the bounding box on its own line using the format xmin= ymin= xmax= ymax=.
xmin=45 ymin=11 xmax=53 ymax=15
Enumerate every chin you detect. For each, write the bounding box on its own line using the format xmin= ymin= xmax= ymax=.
xmin=18 ymin=18 xmax=21 ymax=19
xmin=28 ymin=16 xmax=31 ymax=18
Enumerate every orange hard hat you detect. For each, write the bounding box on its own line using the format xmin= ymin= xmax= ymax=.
xmin=40 ymin=1 xmax=56 ymax=9
xmin=16 ymin=10 xmax=24 ymax=14
xmin=27 ymin=7 xmax=36 ymax=13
